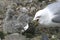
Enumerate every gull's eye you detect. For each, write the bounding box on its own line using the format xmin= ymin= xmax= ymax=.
xmin=36 ymin=16 xmax=41 ymax=21
xmin=37 ymin=19 xmax=39 ymax=21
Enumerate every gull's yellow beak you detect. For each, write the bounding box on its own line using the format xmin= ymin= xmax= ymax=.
xmin=31 ymin=19 xmax=39 ymax=27
xmin=31 ymin=16 xmax=41 ymax=27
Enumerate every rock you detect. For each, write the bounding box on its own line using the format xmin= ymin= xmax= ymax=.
xmin=52 ymin=35 xmax=57 ymax=39
xmin=0 ymin=38 xmax=1 ymax=40
xmin=30 ymin=7 xmax=36 ymax=12
xmin=41 ymin=33 xmax=49 ymax=40
xmin=0 ymin=15 xmax=4 ymax=20
xmin=33 ymin=0 xmax=38 ymax=3
xmin=25 ymin=0 xmax=33 ymax=3
xmin=19 ymin=7 xmax=28 ymax=13
xmin=56 ymin=0 xmax=60 ymax=2
xmin=0 ymin=20 xmax=3 ymax=25
xmin=41 ymin=1 xmax=47 ymax=8
xmin=28 ymin=0 xmax=33 ymax=3
xmin=4 ymin=33 xmax=27 ymax=40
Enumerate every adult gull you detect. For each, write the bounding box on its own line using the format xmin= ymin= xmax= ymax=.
xmin=21 ymin=2 xmax=60 ymax=33
xmin=33 ymin=2 xmax=60 ymax=27
xmin=21 ymin=2 xmax=60 ymax=40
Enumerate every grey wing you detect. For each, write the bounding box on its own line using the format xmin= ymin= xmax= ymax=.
xmin=54 ymin=10 xmax=60 ymax=15
xmin=52 ymin=16 xmax=60 ymax=23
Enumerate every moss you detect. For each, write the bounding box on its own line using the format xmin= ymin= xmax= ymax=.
xmin=0 ymin=31 xmax=6 ymax=39
xmin=38 ymin=0 xmax=43 ymax=2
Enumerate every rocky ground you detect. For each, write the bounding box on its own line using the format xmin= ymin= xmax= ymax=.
xmin=0 ymin=0 xmax=60 ymax=40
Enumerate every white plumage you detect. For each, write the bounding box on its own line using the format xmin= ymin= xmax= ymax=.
xmin=33 ymin=2 xmax=60 ymax=27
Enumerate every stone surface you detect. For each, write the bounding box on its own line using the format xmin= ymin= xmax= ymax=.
xmin=4 ymin=33 xmax=27 ymax=40
xmin=0 ymin=0 xmax=58 ymax=40
xmin=19 ymin=7 xmax=28 ymax=13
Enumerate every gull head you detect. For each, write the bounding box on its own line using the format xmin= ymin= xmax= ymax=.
xmin=33 ymin=10 xmax=43 ymax=21
xmin=33 ymin=8 xmax=55 ymax=26
xmin=33 ymin=9 xmax=49 ymax=25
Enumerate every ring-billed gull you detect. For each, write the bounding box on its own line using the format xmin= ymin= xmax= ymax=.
xmin=33 ymin=2 xmax=60 ymax=27
xmin=21 ymin=2 xmax=60 ymax=39
xmin=22 ymin=2 xmax=60 ymax=33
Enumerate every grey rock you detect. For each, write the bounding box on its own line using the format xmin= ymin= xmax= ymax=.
xmin=28 ymin=0 xmax=33 ymax=3
xmin=30 ymin=7 xmax=36 ymax=13
xmin=56 ymin=0 xmax=60 ymax=2
xmin=0 ymin=38 xmax=1 ymax=40
xmin=30 ymin=7 xmax=36 ymax=11
xmin=4 ymin=33 xmax=27 ymax=40
xmin=41 ymin=33 xmax=49 ymax=40
xmin=24 ymin=0 xmax=33 ymax=3
xmin=19 ymin=7 xmax=28 ymax=13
